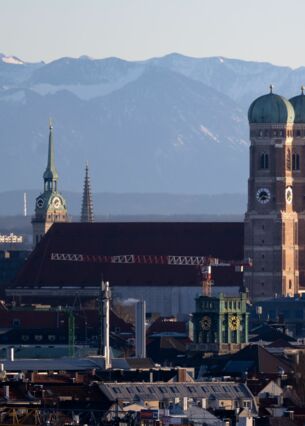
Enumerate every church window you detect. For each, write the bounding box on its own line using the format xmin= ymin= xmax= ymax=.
xmin=259 ymin=130 xmax=263 ymax=137
xmin=289 ymin=280 xmax=292 ymax=289
xmin=259 ymin=153 xmax=269 ymax=169
xmin=273 ymin=130 xmax=277 ymax=137
xmin=279 ymin=130 xmax=283 ymax=137
xmin=264 ymin=130 xmax=269 ymax=137
xmin=296 ymin=129 xmax=301 ymax=137
xmin=292 ymin=153 xmax=300 ymax=170
xmin=287 ymin=149 xmax=291 ymax=170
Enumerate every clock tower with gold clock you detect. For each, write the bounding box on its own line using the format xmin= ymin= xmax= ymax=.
xmin=32 ymin=122 xmax=68 ymax=246
xmin=191 ymin=292 xmax=248 ymax=354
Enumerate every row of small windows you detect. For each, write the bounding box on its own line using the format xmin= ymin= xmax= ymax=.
xmin=259 ymin=152 xmax=300 ymax=170
xmin=251 ymin=129 xmax=303 ymax=138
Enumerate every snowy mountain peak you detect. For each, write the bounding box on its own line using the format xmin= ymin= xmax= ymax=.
xmin=1 ymin=55 xmax=24 ymax=65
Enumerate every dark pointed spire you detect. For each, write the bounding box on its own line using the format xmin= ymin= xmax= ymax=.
xmin=81 ymin=162 xmax=94 ymax=223
xmin=43 ymin=120 xmax=59 ymax=189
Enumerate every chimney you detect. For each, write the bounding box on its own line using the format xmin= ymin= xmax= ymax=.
xmin=7 ymin=347 xmax=14 ymax=362
xmin=182 ymin=396 xmax=188 ymax=411
xmin=135 ymin=300 xmax=146 ymax=358
xmin=200 ymin=398 xmax=207 ymax=409
xmin=4 ymin=385 xmax=9 ymax=400
xmin=177 ymin=368 xmax=187 ymax=382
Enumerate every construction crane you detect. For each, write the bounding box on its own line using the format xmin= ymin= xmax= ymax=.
xmin=50 ymin=252 xmax=251 ymax=297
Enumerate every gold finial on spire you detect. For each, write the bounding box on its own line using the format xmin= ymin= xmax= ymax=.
xmin=269 ymin=84 xmax=274 ymax=94
xmin=49 ymin=117 xmax=53 ymax=130
xmin=301 ymin=85 xmax=305 ymax=95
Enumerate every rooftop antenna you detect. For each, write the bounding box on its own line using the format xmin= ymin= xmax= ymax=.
xmin=301 ymin=85 xmax=305 ymax=95
xmin=49 ymin=117 xmax=53 ymax=129
xmin=23 ymin=192 xmax=27 ymax=217
xmin=269 ymin=84 xmax=274 ymax=94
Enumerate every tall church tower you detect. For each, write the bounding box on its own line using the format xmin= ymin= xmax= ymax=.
xmin=80 ymin=163 xmax=94 ymax=223
xmin=244 ymin=86 xmax=305 ymax=300
xmin=32 ymin=122 xmax=68 ymax=246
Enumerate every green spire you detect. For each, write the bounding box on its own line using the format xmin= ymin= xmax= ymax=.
xmin=43 ymin=120 xmax=58 ymax=190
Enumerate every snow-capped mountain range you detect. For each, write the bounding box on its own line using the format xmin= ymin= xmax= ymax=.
xmin=0 ymin=52 xmax=303 ymax=198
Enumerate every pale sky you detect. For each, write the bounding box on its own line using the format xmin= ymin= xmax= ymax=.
xmin=1 ymin=0 xmax=305 ymax=68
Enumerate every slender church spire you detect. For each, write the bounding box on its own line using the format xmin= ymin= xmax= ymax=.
xmin=43 ymin=120 xmax=58 ymax=191
xmin=32 ymin=121 xmax=68 ymax=247
xmin=81 ymin=163 xmax=94 ymax=223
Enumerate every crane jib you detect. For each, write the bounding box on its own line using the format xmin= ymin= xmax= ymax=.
xmin=49 ymin=253 xmax=252 ymax=268
xmin=50 ymin=252 xmax=219 ymax=266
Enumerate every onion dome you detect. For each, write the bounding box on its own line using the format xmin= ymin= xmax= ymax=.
xmin=289 ymin=86 xmax=305 ymax=123
xmin=248 ymin=85 xmax=295 ymax=124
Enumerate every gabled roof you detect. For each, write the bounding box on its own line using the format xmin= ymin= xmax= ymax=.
xmin=13 ymin=222 xmax=243 ymax=288
xmin=224 ymin=344 xmax=293 ymax=375
xmin=147 ymin=317 xmax=187 ymax=335
xmin=267 ymin=338 xmax=295 ymax=348
xmin=250 ymin=324 xmax=296 ymax=343
xmin=99 ymin=381 xmax=254 ymax=403
xmin=247 ymin=379 xmax=282 ymax=396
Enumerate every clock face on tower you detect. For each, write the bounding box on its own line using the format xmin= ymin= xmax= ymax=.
xmin=285 ymin=186 xmax=293 ymax=204
xmin=256 ymin=188 xmax=271 ymax=204
xmin=52 ymin=196 xmax=61 ymax=208
xmin=36 ymin=198 xmax=44 ymax=208
xmin=200 ymin=316 xmax=212 ymax=331
xmin=229 ymin=315 xmax=240 ymax=331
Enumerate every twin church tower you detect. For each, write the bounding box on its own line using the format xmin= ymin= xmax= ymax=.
xmin=32 ymin=122 xmax=93 ymax=245
xmin=32 ymin=87 xmax=305 ymax=301
xmin=245 ymin=86 xmax=305 ymax=300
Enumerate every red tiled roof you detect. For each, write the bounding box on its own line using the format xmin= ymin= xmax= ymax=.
xmin=13 ymin=222 xmax=244 ymax=287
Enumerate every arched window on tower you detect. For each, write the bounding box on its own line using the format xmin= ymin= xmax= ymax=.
xmin=259 ymin=153 xmax=269 ymax=169
xmin=287 ymin=149 xmax=291 ymax=170
xmin=292 ymin=153 xmax=300 ymax=171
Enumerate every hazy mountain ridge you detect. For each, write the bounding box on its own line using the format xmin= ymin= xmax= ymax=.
xmin=0 ymin=52 xmax=303 ymax=197
xmin=0 ymin=190 xmax=246 ymax=216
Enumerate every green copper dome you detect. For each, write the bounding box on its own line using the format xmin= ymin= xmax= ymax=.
xmin=248 ymin=88 xmax=295 ymax=124
xmin=289 ymin=87 xmax=305 ymax=123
